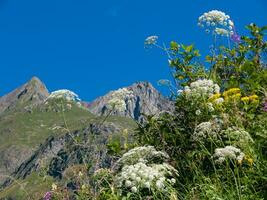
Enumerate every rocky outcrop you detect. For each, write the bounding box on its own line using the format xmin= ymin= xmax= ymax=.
xmin=0 ymin=77 xmax=49 ymax=114
xmin=87 ymin=81 xmax=174 ymax=122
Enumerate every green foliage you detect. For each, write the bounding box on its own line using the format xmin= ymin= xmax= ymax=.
xmin=136 ymin=24 xmax=267 ymax=199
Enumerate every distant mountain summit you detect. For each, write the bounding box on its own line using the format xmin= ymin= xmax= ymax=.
xmin=87 ymin=81 xmax=174 ymax=122
xmin=0 ymin=76 xmax=49 ymax=114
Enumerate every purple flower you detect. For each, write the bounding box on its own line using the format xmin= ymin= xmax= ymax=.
xmin=231 ymin=33 xmax=241 ymax=43
xmin=263 ymin=101 xmax=267 ymax=112
xmin=43 ymin=191 xmax=52 ymax=200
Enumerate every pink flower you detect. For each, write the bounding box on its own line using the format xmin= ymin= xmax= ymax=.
xmin=43 ymin=191 xmax=52 ymax=200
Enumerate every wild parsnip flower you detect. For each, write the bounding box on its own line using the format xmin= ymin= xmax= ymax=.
xmin=213 ymin=146 xmax=245 ymax=164
xmin=198 ymin=10 xmax=234 ymax=36
xmin=144 ymin=35 xmax=158 ymax=47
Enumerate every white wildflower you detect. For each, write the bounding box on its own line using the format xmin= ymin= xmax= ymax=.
xmin=131 ymin=186 xmax=138 ymax=193
xmin=182 ymin=79 xmax=220 ymax=99
xmin=214 ymin=28 xmax=229 ymax=36
xmin=115 ymin=146 xmax=178 ymax=195
xmin=195 ymin=110 xmax=201 ymax=115
xmin=115 ymin=146 xmax=169 ymax=168
xmin=213 ymin=146 xmax=245 ymax=164
xmin=192 ymin=120 xmax=221 ymax=141
xmin=198 ymin=10 xmax=234 ymax=36
xmin=145 ymin=35 xmax=158 ymax=46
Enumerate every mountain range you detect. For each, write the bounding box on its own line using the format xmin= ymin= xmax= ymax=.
xmin=0 ymin=77 xmax=173 ymax=199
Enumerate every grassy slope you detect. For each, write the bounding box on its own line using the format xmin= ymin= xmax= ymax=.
xmin=0 ymin=102 xmax=137 ymax=199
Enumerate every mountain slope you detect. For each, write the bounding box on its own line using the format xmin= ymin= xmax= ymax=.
xmin=0 ymin=77 xmax=49 ymax=114
xmin=0 ymin=78 xmax=172 ymax=199
xmin=87 ymin=81 xmax=174 ymax=122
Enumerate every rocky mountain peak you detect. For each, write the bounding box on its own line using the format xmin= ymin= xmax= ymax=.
xmin=87 ymin=81 xmax=174 ymax=121
xmin=0 ymin=76 xmax=49 ymax=113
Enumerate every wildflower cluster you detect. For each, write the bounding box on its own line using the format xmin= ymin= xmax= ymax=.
xmin=183 ymin=79 xmax=220 ymax=99
xmin=208 ymin=93 xmax=224 ymax=104
xmin=213 ymin=145 xmax=245 ymax=164
xmin=115 ymin=146 xmax=169 ymax=168
xmin=47 ymin=89 xmax=81 ymax=102
xmin=116 ymin=161 xmax=177 ymax=193
xmin=198 ymin=10 xmax=234 ymax=36
xmin=107 ymin=88 xmax=134 ymax=112
xmin=222 ymin=88 xmax=241 ymax=100
xmin=192 ymin=120 xmax=221 ymax=141
xmin=114 ymin=146 xmax=178 ymax=198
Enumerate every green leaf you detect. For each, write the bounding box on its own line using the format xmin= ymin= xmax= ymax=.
xmin=170 ymin=41 xmax=179 ymax=51
xmin=185 ymin=44 xmax=194 ymax=52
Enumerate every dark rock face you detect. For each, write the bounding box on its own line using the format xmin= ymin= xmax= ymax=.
xmin=0 ymin=77 xmax=49 ymax=114
xmin=87 ymin=82 xmax=174 ymax=122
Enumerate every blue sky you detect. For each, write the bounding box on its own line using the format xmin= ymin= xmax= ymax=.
xmin=0 ymin=0 xmax=266 ymax=101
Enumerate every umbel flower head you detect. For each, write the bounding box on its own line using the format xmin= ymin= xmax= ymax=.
xmin=115 ymin=161 xmax=178 ymax=194
xmin=114 ymin=146 xmax=178 ymax=197
xmin=213 ymin=145 xmax=245 ymax=164
xmin=182 ymin=79 xmax=220 ymax=99
xmin=198 ymin=10 xmax=234 ymax=37
xmin=115 ymin=146 xmax=169 ymax=169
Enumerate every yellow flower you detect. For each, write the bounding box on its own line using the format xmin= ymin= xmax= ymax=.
xmin=247 ymin=158 xmax=254 ymax=166
xmin=249 ymin=95 xmax=258 ymax=101
xmin=237 ymin=159 xmax=243 ymax=165
xmin=223 ymin=88 xmax=241 ymax=97
xmin=232 ymin=93 xmax=241 ymax=99
xmin=209 ymin=93 xmax=221 ymax=102
xmin=241 ymin=97 xmax=250 ymax=103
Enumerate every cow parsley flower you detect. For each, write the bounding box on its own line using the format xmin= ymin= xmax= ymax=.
xmin=213 ymin=146 xmax=245 ymax=164
xmin=198 ymin=10 xmax=234 ymax=37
